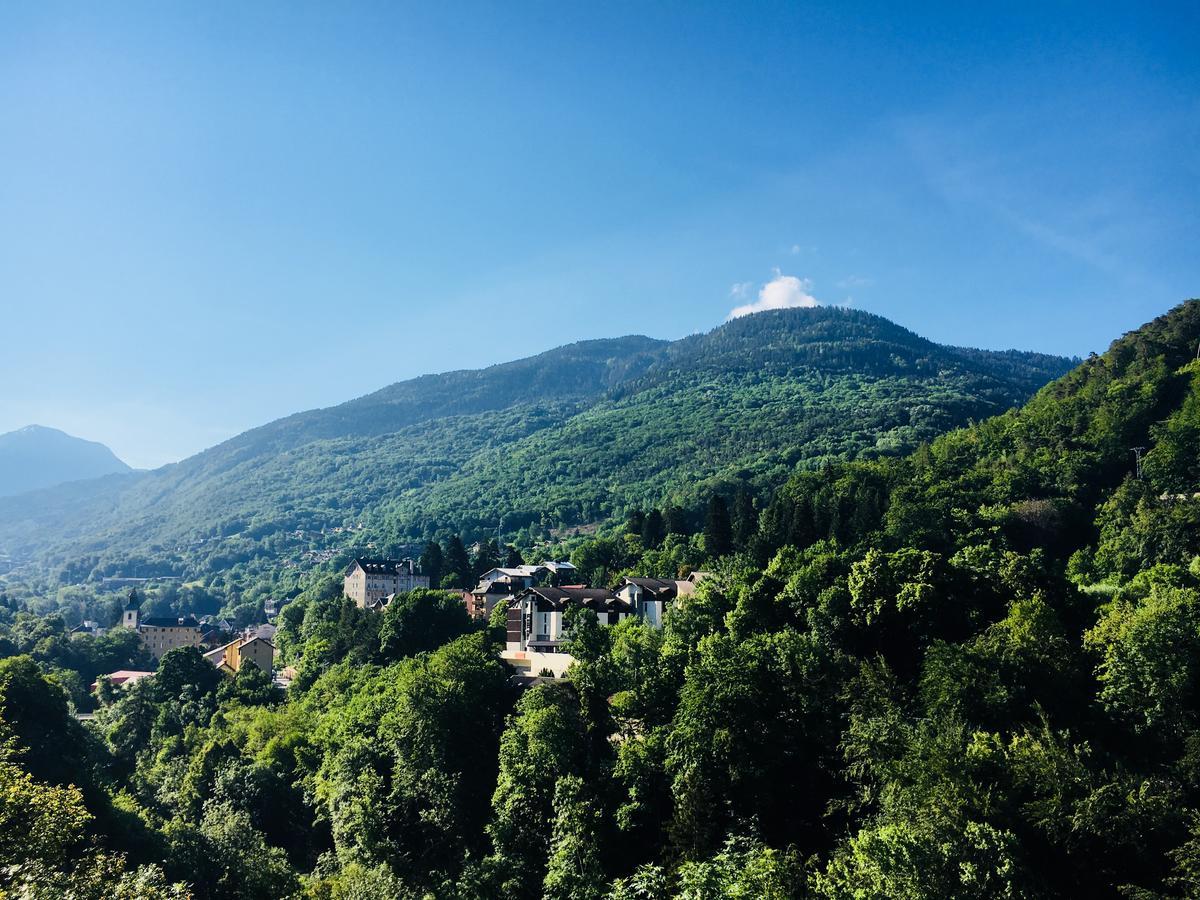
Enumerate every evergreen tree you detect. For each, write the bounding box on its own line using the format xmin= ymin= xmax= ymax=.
xmin=443 ymin=535 xmax=472 ymax=589
xmin=731 ymin=485 xmax=758 ymax=549
xmin=664 ymin=505 xmax=690 ymax=536
xmin=642 ymin=509 xmax=666 ymax=550
xmin=420 ymin=540 xmax=445 ymax=589
xmin=474 ymin=538 xmax=501 ymax=578
xmin=704 ymin=495 xmax=733 ymax=559
xmin=626 ymin=508 xmax=646 ymax=537
xmin=505 ymin=545 xmax=525 ymax=568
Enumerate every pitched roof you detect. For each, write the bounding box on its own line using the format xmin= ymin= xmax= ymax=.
xmin=513 ymin=586 xmax=631 ymax=613
xmin=97 ymin=670 xmax=154 ymax=689
xmin=478 ymin=567 xmax=533 ymax=582
xmin=205 ymin=636 xmax=276 ymax=667
xmin=674 ymin=579 xmax=698 ymax=597
xmin=349 ymin=557 xmax=416 ymax=575
xmin=472 ymin=580 xmax=522 ymax=598
xmin=204 ymin=642 xmax=233 ymax=663
xmin=140 ymin=615 xmax=201 ymax=628
xmin=620 ymin=577 xmax=679 ymax=598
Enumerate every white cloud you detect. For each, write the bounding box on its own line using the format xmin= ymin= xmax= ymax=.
xmin=729 ymin=281 xmax=754 ymax=299
xmin=728 ymin=273 xmax=819 ymax=320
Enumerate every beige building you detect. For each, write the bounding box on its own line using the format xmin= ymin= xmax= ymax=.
xmin=204 ymin=635 xmax=275 ymax=675
xmin=344 ymin=557 xmax=430 ymax=609
xmin=121 ymin=595 xmax=202 ymax=660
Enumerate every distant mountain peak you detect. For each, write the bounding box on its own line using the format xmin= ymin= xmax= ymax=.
xmin=0 ymin=425 xmax=131 ymax=498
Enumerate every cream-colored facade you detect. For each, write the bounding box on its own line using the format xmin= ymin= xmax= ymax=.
xmin=499 ymin=647 xmax=575 ymax=679
xmin=137 ymin=622 xmax=203 ymax=659
xmin=229 ymin=636 xmax=274 ymax=674
xmin=122 ymin=602 xmax=203 ymax=660
xmin=344 ymin=558 xmax=430 ymax=608
xmin=205 ymin=636 xmax=275 ymax=675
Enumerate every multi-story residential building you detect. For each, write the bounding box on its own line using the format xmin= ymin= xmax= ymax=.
xmin=121 ymin=594 xmax=203 ymax=660
xmin=477 ymin=564 xmax=547 ymax=589
xmin=465 ymin=580 xmax=516 ymax=620
xmin=502 ymin=586 xmax=632 ymax=679
xmin=264 ymin=595 xmax=295 ymax=620
xmin=344 ymin=557 xmax=430 ymax=609
xmin=466 ymin=563 xmax=560 ymax=620
xmin=613 ymin=572 xmax=709 ymax=627
xmin=204 ymin=635 xmax=275 ymax=676
xmin=500 ymin=572 xmax=711 ymax=680
xmin=613 ymin=577 xmax=685 ymax=628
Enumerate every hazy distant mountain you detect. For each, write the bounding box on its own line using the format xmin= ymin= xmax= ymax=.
xmin=0 ymin=425 xmax=131 ymax=498
xmin=0 ymin=309 xmax=1075 ymax=583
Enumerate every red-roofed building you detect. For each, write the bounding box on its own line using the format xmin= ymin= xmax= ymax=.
xmin=91 ymin=669 xmax=153 ymax=693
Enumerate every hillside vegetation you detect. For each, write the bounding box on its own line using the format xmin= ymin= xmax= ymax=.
xmin=0 ymin=302 xmax=1196 ymax=898
xmin=0 ymin=308 xmax=1071 ymax=588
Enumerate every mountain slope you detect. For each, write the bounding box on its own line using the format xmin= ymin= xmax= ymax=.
xmin=757 ymin=299 xmax=1200 ymax=580
xmin=0 ymin=425 xmax=131 ymax=498
xmin=205 ymin=334 xmax=666 ymax=462
xmin=0 ymin=308 xmax=1074 ymax=584
xmin=385 ymin=310 xmax=1074 ymax=537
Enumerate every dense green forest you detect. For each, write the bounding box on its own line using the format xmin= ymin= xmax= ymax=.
xmin=0 ymin=308 xmax=1070 ymax=600
xmin=0 ymin=301 xmax=1196 ymax=898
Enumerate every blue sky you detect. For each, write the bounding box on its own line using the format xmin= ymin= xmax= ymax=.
xmin=1 ymin=1 xmax=1197 ymax=468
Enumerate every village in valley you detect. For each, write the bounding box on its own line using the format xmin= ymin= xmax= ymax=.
xmin=88 ymin=589 xmax=286 ymax=699
xmin=92 ymin=550 xmax=712 ymax=698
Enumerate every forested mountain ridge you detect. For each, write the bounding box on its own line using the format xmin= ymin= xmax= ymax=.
xmin=207 ymin=334 xmax=668 ymax=460
xmin=0 ymin=425 xmax=131 ymax=498
xmin=384 ymin=312 xmax=1072 ymax=544
xmin=0 ymin=308 xmax=1073 ymax=587
xmin=2 ymin=302 xmax=1197 ymax=898
xmin=753 ymin=299 xmax=1200 ymax=577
